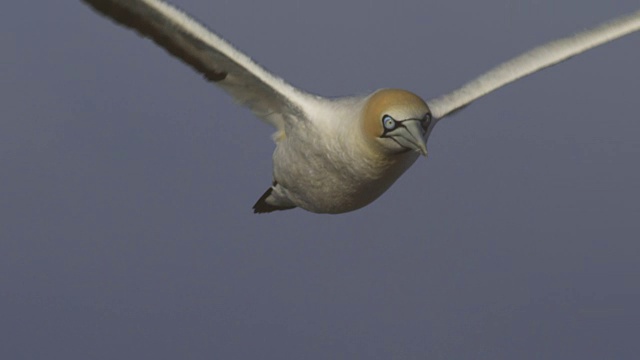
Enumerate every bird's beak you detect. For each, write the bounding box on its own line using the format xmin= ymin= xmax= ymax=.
xmin=390 ymin=120 xmax=428 ymax=157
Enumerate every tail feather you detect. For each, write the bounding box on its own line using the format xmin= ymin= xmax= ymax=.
xmin=252 ymin=186 xmax=296 ymax=214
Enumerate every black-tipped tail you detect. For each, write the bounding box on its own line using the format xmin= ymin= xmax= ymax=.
xmin=253 ymin=187 xmax=296 ymax=214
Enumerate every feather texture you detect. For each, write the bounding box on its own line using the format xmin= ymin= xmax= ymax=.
xmin=82 ymin=0 xmax=318 ymax=130
xmin=428 ymin=10 xmax=640 ymax=121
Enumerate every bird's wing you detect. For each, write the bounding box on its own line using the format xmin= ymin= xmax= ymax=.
xmin=82 ymin=0 xmax=318 ymax=130
xmin=428 ymin=10 xmax=640 ymax=121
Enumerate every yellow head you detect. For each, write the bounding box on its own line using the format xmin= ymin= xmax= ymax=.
xmin=362 ymin=89 xmax=431 ymax=156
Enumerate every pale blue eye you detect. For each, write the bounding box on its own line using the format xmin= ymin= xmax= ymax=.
xmin=383 ymin=115 xmax=396 ymax=130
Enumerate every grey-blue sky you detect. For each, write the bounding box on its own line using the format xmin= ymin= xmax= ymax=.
xmin=2 ymin=1 xmax=639 ymax=359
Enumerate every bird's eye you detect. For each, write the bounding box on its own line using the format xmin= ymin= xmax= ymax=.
xmin=382 ymin=115 xmax=396 ymax=130
xmin=421 ymin=113 xmax=432 ymax=131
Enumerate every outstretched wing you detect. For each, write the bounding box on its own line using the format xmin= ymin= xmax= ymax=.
xmin=82 ymin=0 xmax=318 ymax=130
xmin=428 ymin=10 xmax=640 ymax=121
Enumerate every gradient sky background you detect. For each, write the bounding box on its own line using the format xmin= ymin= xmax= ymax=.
xmin=3 ymin=0 xmax=640 ymax=359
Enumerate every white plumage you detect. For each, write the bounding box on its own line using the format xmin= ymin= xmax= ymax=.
xmin=82 ymin=0 xmax=640 ymax=214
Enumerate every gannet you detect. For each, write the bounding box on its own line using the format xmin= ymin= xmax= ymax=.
xmin=81 ymin=0 xmax=640 ymax=214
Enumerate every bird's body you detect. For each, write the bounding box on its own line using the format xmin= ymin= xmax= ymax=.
xmin=81 ymin=0 xmax=640 ymax=214
xmin=267 ymin=91 xmax=425 ymax=213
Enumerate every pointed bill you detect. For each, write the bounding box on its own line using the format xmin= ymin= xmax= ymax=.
xmin=390 ymin=120 xmax=428 ymax=156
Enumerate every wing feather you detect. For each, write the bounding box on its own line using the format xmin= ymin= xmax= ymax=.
xmin=428 ymin=10 xmax=640 ymax=121
xmin=82 ymin=0 xmax=317 ymax=130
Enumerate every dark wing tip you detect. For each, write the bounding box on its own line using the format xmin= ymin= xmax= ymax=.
xmin=82 ymin=0 xmax=228 ymax=83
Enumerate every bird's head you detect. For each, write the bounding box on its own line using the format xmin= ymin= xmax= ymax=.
xmin=362 ymin=89 xmax=431 ymax=157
